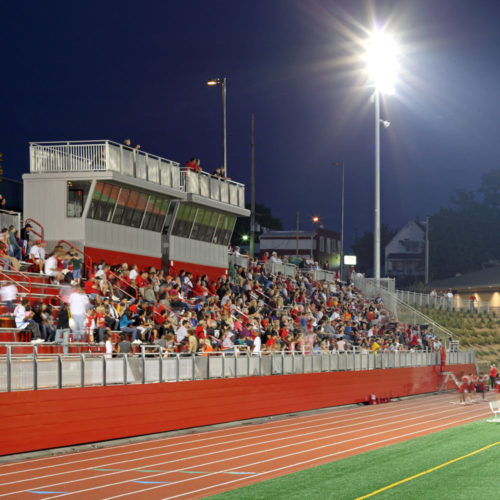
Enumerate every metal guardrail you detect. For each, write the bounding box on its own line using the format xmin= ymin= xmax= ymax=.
xmin=228 ymin=254 xmax=250 ymax=269
xmin=182 ymin=170 xmax=245 ymax=209
xmin=29 ymin=140 xmax=245 ymax=209
xmin=261 ymin=262 xmax=336 ymax=282
xmin=0 ymin=346 xmax=475 ymax=392
xmin=0 ymin=209 xmax=21 ymax=234
xmin=352 ymin=274 xmax=457 ymax=346
xmin=395 ymin=290 xmax=490 ymax=314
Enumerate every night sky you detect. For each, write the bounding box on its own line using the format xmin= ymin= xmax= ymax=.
xmin=2 ymin=0 xmax=500 ymax=250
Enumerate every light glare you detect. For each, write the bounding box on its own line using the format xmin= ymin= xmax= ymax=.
xmin=365 ymin=30 xmax=399 ymax=94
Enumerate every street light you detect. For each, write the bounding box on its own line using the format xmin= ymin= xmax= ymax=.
xmin=364 ymin=30 xmax=399 ymax=281
xmin=333 ymin=162 xmax=345 ymax=282
xmin=207 ymin=77 xmax=227 ymax=176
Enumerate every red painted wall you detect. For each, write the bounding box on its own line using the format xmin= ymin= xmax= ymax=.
xmin=85 ymin=246 xmax=162 ymax=273
xmin=84 ymin=248 xmax=228 ymax=281
xmin=168 ymin=260 xmax=228 ymax=281
xmin=0 ymin=364 xmax=473 ymax=456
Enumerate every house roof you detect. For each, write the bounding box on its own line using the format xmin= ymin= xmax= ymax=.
xmin=428 ymin=265 xmax=500 ymax=291
xmin=387 ymin=253 xmax=424 ymax=260
xmin=260 ymin=230 xmax=315 ymax=238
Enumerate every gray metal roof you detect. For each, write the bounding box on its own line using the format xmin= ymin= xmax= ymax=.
xmin=428 ymin=265 xmax=500 ymax=291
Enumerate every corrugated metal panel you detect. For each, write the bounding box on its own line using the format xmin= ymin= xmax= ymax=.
xmin=85 ymin=219 xmax=161 ymax=257
xmin=169 ymin=235 xmax=227 ymax=267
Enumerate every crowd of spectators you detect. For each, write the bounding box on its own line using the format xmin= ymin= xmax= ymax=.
xmin=2 ymin=247 xmax=444 ymax=357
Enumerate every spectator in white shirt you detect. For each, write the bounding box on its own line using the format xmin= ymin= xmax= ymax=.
xmin=44 ymin=253 xmax=63 ymax=282
xmin=69 ymin=286 xmax=90 ymax=341
xmin=175 ymin=319 xmax=189 ymax=343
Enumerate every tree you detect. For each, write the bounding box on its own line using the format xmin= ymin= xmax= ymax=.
xmin=351 ymin=224 xmax=398 ymax=275
xmin=428 ymin=168 xmax=500 ymax=280
xmin=231 ymin=203 xmax=283 ymax=247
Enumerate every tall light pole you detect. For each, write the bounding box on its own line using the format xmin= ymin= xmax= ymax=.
xmin=365 ymin=30 xmax=399 ymax=281
xmin=250 ymin=113 xmax=255 ymax=258
xmin=207 ymin=77 xmax=227 ymax=176
xmin=333 ymin=162 xmax=345 ymax=281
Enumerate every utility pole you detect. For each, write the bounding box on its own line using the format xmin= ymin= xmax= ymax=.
xmin=295 ymin=211 xmax=300 ymax=258
xmin=425 ymin=215 xmax=430 ymax=285
xmin=250 ymin=114 xmax=256 ymax=258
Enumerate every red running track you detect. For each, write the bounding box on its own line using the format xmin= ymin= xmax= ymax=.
xmin=0 ymin=392 xmax=494 ymax=499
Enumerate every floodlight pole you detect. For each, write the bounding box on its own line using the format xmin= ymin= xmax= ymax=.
xmin=250 ymin=113 xmax=255 ymax=258
xmin=333 ymin=161 xmax=345 ymax=281
xmin=222 ymin=77 xmax=227 ymax=177
xmin=374 ymin=89 xmax=381 ymax=282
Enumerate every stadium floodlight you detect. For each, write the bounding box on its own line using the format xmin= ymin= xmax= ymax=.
xmin=364 ymin=30 xmax=399 ymax=94
xmin=364 ymin=29 xmax=399 ymax=282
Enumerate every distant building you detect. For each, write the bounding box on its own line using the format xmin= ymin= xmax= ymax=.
xmin=427 ymin=265 xmax=500 ymax=314
xmin=385 ymin=219 xmax=426 ymax=279
xmin=259 ymin=227 xmax=341 ymax=268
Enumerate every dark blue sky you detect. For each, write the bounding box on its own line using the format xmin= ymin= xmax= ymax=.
xmin=2 ymin=0 xmax=500 ymax=250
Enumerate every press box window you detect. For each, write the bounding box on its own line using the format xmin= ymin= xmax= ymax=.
xmin=67 ymin=181 xmax=91 ymax=217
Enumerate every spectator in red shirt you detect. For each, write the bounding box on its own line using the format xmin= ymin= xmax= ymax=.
xmin=84 ymin=276 xmax=100 ymax=300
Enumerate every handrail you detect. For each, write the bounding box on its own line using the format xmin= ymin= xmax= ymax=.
xmin=0 ymin=262 xmax=32 ymax=297
xmin=24 ymin=218 xmax=44 ymax=241
xmin=56 ymin=240 xmax=93 ymax=278
xmin=108 ymin=270 xmax=138 ymax=301
xmin=153 ymin=301 xmax=182 ymax=321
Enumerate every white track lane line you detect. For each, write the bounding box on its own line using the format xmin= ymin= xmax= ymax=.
xmin=0 ymin=396 xmax=460 ymax=489
xmin=0 ymin=393 xmax=459 ymax=478
xmin=20 ymin=406 xmax=489 ymax=498
xmin=160 ymin=412 xmax=489 ymax=500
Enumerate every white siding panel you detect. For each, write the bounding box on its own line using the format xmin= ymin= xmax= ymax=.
xmin=85 ymin=220 xmax=161 ymax=257
xmin=169 ymin=236 xmax=227 ymax=268
xmin=260 ymin=238 xmax=314 ymax=252
xmin=23 ymin=177 xmax=86 ymax=243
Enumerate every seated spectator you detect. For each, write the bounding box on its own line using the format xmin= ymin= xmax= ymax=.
xmin=84 ymin=275 xmax=100 ymax=300
xmin=41 ymin=304 xmax=56 ymax=342
xmin=44 ymin=252 xmax=63 ymax=283
xmin=29 ymin=239 xmax=46 ymax=272
xmin=14 ymin=299 xmax=43 ymax=343
xmin=120 ymin=309 xmax=139 ymax=342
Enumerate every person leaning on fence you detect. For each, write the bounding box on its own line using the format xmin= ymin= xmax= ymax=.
xmin=8 ymin=225 xmax=22 ymax=261
xmin=123 ymin=138 xmax=140 ymax=150
xmin=14 ymin=299 xmax=43 ymax=343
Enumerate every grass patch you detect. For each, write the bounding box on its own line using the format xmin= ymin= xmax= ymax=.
xmin=210 ymin=419 xmax=500 ymax=500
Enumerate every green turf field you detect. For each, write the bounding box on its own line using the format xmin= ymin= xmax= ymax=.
xmin=209 ymin=418 xmax=500 ymax=500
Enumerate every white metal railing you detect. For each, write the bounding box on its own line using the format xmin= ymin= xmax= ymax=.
xmin=29 ymin=140 xmax=245 ymax=209
xmin=0 ymin=345 xmax=475 ymax=392
xmin=0 ymin=209 xmax=21 ymax=233
xmin=182 ymin=170 xmax=245 ymax=209
xmin=299 ymin=268 xmax=337 ymax=283
xmin=395 ymin=290 xmax=490 ymax=314
xmin=264 ymin=261 xmax=297 ymax=278
xmin=228 ymin=254 xmax=250 ymax=269
xmin=352 ymin=274 xmax=457 ymax=346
